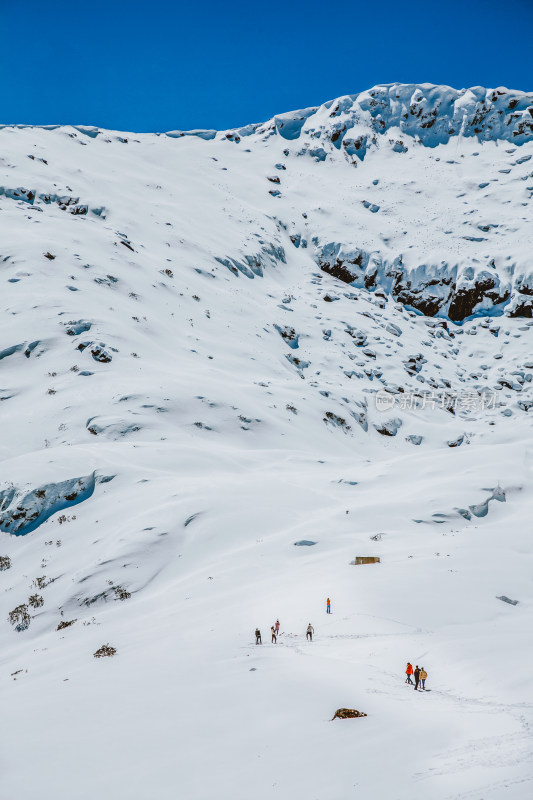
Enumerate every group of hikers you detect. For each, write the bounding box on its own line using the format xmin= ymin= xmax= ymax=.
xmin=405 ymin=662 xmax=428 ymax=690
xmin=253 ymin=620 xmax=281 ymax=644
xmin=253 ymin=605 xmax=430 ymax=694
xmin=254 ymin=599 xmax=332 ymax=645
xmin=254 ymin=621 xmax=315 ymax=644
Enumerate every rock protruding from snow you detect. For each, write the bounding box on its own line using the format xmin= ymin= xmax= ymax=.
xmin=0 ymin=473 xmax=112 ymax=536
xmin=242 ymin=83 xmax=533 ymax=153
xmin=331 ymin=708 xmax=367 ymax=720
xmin=496 ymin=595 xmax=518 ymax=606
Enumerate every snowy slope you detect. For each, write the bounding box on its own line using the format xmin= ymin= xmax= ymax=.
xmin=1 ymin=83 xmax=533 ymax=800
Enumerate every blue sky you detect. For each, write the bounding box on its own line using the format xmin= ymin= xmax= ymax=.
xmin=3 ymin=0 xmax=533 ymax=132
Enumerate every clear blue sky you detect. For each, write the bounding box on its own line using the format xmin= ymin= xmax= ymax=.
xmin=3 ymin=0 xmax=533 ymax=132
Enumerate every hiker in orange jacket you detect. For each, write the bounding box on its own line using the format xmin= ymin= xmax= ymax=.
xmin=405 ymin=662 xmax=414 ymax=685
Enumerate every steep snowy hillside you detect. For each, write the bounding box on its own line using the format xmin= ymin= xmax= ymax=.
xmin=1 ymin=84 xmax=533 ymax=800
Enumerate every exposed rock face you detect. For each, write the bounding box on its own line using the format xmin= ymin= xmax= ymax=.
xmin=211 ymin=83 xmax=533 ymax=323
xmin=156 ymin=84 xmax=533 ymax=151
xmin=316 ymin=243 xmax=528 ymax=322
xmin=5 ymin=84 xmax=532 ymax=323
xmin=374 ymin=418 xmax=402 ymax=436
xmin=508 ymin=275 xmax=533 ymax=317
xmin=0 ymin=473 xmax=113 ymax=536
xmin=496 ymin=596 xmax=518 ymax=606
xmin=448 ymin=276 xmax=509 ymax=322
xmin=258 ymin=84 xmax=533 ymax=152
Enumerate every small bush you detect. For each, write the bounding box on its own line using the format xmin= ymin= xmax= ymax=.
xmin=28 ymin=594 xmax=44 ymax=608
xmin=9 ymin=604 xmax=31 ymax=631
xmin=94 ymin=644 xmax=116 ymax=658
xmin=0 ymin=555 xmax=11 ymax=571
xmin=114 ymin=585 xmax=131 ymax=601
xmin=57 ymin=619 xmax=77 ymax=631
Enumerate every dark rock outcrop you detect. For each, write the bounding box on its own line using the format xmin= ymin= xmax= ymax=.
xmin=331 ymin=708 xmax=367 ymax=720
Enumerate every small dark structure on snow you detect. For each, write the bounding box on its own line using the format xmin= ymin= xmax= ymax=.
xmin=353 ymin=556 xmax=380 ymax=565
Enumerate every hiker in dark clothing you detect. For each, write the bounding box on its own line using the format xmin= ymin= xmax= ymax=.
xmin=414 ymin=666 xmax=421 ymax=690
xmin=306 ymin=623 xmax=314 ymax=641
xmin=255 ymin=628 xmax=262 ymax=644
xmin=271 ymin=626 xmax=277 ymax=643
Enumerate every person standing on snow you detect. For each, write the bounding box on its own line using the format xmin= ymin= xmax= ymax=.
xmin=306 ymin=623 xmax=314 ymax=641
xmin=255 ymin=628 xmax=262 ymax=644
xmin=405 ymin=662 xmax=414 ymax=684
xmin=271 ymin=626 xmax=277 ymax=644
xmin=414 ymin=665 xmax=421 ymax=691
xmin=420 ymin=667 xmax=427 ymax=690
xmin=326 ymin=598 xmax=331 ymax=614
xmin=275 ymin=619 xmax=280 ymax=635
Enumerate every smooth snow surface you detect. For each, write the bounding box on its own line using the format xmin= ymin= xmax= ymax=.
xmin=1 ymin=84 xmax=533 ymax=800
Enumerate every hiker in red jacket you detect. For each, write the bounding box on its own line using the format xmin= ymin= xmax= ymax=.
xmin=405 ymin=662 xmax=414 ymax=685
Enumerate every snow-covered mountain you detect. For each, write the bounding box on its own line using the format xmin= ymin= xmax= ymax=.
xmin=1 ymin=83 xmax=533 ymax=800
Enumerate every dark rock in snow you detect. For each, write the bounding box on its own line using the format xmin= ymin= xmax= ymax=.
xmin=374 ymin=418 xmax=402 ymax=436
xmin=0 ymin=473 xmax=112 ymax=536
xmin=274 ymin=324 xmax=299 ymax=349
xmin=448 ymin=277 xmax=509 ymax=322
xmin=65 ymin=320 xmax=92 ymax=336
xmin=323 ymin=412 xmax=351 ymax=432
xmin=468 ymin=486 xmax=506 ymax=517
xmin=331 ymin=708 xmax=367 ymax=720
xmin=447 ymin=435 xmax=465 ymax=447
xmin=496 ymin=595 xmax=518 ymax=606
xmin=0 ymin=343 xmax=25 ymax=360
